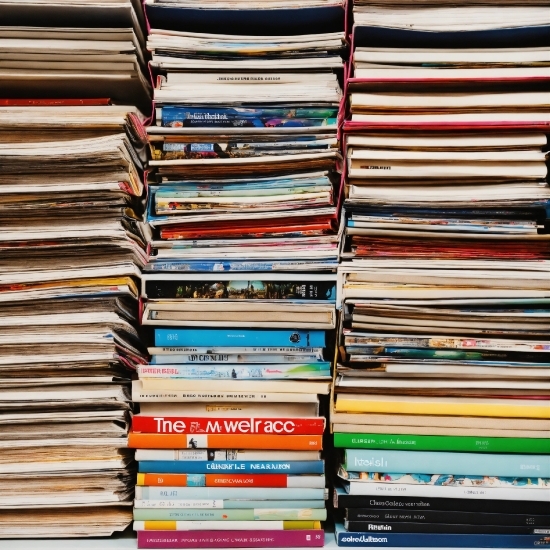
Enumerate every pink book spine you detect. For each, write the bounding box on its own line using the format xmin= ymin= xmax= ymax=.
xmin=137 ymin=529 xmax=325 ymax=548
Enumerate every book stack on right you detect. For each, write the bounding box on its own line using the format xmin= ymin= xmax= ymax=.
xmin=332 ymin=1 xmax=550 ymax=548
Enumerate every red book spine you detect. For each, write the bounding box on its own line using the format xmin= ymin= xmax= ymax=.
xmin=132 ymin=416 xmax=325 ymax=435
xmin=137 ymin=529 xmax=324 ymax=548
xmin=0 ymin=98 xmax=111 ymax=106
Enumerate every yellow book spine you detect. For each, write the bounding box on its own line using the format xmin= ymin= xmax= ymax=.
xmin=335 ymin=398 xmax=550 ymax=419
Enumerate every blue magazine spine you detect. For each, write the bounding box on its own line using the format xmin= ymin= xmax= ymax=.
xmin=139 ymin=461 xmax=325 ymax=474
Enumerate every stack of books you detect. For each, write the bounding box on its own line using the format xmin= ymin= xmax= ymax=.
xmin=130 ymin=0 xmax=346 ymax=547
xmin=0 ymin=0 xmax=151 ymax=111
xmin=0 ymin=103 xmax=150 ymax=538
xmin=332 ymin=1 xmax=550 ymax=547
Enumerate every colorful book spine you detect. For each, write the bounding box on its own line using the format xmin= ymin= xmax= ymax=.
xmin=344 ymin=449 xmax=550 ymax=478
xmin=149 ymin=347 xmax=324 ymax=355
xmin=133 ymin=508 xmax=328 ymax=521
xmin=335 ymin=433 xmax=550 ymax=454
xmin=129 ymin=432 xmax=323 ymax=451
xmin=335 ymin=525 xmax=547 ymax=548
xmin=136 ymin=473 xmax=325 ymax=488
xmin=154 ymin=328 xmax=326 ymax=348
xmin=137 ymin=528 xmax=325 ymax=548
xmin=346 ymin=508 xmax=550 ymax=526
xmin=132 ymin=416 xmax=325 ymax=435
xmin=135 ymin=450 xmax=320 ymax=461
xmin=134 ymin=520 xmax=321 ymax=531
xmin=134 ymin=500 xmax=327 ymax=510
xmin=134 ymin=486 xmax=327 ymax=501
xmin=138 ymin=461 xmax=325 ymax=475
xmin=151 ymin=354 xmax=324 ymax=364
xmin=145 ymin=260 xmax=338 ymax=272
xmin=137 ymin=363 xmax=331 ymax=379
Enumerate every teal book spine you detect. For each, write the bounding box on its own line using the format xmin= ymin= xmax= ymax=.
xmin=344 ymin=449 xmax=550 ymax=478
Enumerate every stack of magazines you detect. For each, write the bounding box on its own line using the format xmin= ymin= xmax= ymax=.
xmin=0 ymin=103 xmax=150 ymax=538
xmin=332 ymin=1 xmax=550 ymax=548
xmin=129 ymin=0 xmax=347 ymax=547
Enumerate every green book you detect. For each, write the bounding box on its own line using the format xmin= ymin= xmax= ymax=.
xmin=133 ymin=508 xmax=328 ymax=522
xmin=333 ymin=432 xmax=550 ymax=454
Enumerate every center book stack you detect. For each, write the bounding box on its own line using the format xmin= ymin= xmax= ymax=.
xmin=331 ymin=1 xmax=550 ymax=548
xmin=129 ymin=0 xmax=347 ymax=548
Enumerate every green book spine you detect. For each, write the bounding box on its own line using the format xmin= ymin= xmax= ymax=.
xmin=333 ymin=432 xmax=550 ymax=454
xmin=133 ymin=508 xmax=328 ymax=521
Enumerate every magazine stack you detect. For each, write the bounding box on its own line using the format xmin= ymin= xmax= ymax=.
xmin=0 ymin=0 xmax=151 ymax=539
xmin=129 ymin=0 xmax=346 ymax=547
xmin=332 ymin=0 xmax=550 ymax=547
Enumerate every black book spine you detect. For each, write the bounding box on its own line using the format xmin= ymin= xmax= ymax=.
xmin=145 ymin=280 xmax=336 ymax=300
xmin=346 ymin=508 xmax=550 ymax=527
xmin=333 ymin=493 xmax=550 ymax=515
xmin=345 ymin=521 xmax=549 ymax=535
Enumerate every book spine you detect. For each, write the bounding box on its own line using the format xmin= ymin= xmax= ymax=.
xmin=346 ymin=508 xmax=550 ymax=527
xmin=133 ymin=508 xmax=328 ymax=521
xmin=334 ymin=433 xmax=549 ymax=454
xmin=345 ymin=521 xmax=544 ymax=535
xmin=135 ymin=450 xmax=321 ymax=461
xmin=149 ymin=347 xmax=324 ymax=354
xmin=137 ymin=473 xmax=325 ymax=488
xmin=343 ymin=482 xmax=549 ymax=502
xmin=133 ymin=389 xmax=319 ymax=403
xmin=132 ymin=416 xmax=325 ymax=435
xmin=134 ymin=500 xmax=327 ymax=510
xmin=145 ymin=280 xmax=336 ymax=300
xmin=334 ymin=492 xmax=550 ymax=514
xmin=129 ymin=433 xmax=323 ymax=451
xmin=151 ymin=354 xmax=323 ymax=364
xmin=344 ymin=449 xmax=550 ymax=478
xmin=137 ymin=529 xmax=324 ymax=548
xmin=135 ymin=486 xmax=327 ymax=501
xmin=154 ymin=329 xmax=326 ymax=348
xmin=138 ymin=461 xmax=325 ymax=475
xmin=137 ymin=363 xmax=330 ymax=379
xmin=335 ymin=532 xmax=545 ymax=548
xmin=134 ymin=520 xmax=321 ymax=531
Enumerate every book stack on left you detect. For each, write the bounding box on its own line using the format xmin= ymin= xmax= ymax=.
xmin=0 ymin=0 xmax=151 ymax=540
xmin=129 ymin=0 xmax=346 ymax=548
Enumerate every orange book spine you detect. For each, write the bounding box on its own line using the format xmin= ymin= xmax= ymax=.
xmin=128 ymin=431 xmax=322 ymax=450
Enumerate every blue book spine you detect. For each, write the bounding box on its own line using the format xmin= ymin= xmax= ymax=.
xmin=154 ymin=328 xmax=326 ymax=348
xmin=139 ymin=461 xmax=325 ymax=475
xmin=136 ymin=486 xmax=326 ymax=500
xmin=344 ymin=449 xmax=550 ymax=478
xmin=335 ymin=525 xmax=546 ymax=548
xmin=145 ymin=260 xmax=338 ymax=273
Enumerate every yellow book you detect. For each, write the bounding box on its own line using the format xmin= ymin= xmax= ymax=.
xmin=335 ymin=394 xmax=550 ymax=419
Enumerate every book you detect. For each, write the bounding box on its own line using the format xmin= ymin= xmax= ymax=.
xmin=137 ymin=528 xmax=324 ymax=548
xmin=129 ymin=432 xmax=323 ymax=451
xmin=132 ymin=416 xmax=325 ymax=435
xmin=138 ymin=461 xmax=325 ymax=475
xmin=334 ymin=523 xmax=547 ymax=548
xmin=154 ymin=328 xmax=326 ymax=348
xmin=136 ymin=473 xmax=326 ymax=488
xmin=135 ymin=499 xmax=327 ymax=510
xmin=134 ymin=486 xmax=328 ymax=501
xmin=343 ymin=449 xmax=550 ymax=478
xmin=135 ymin=450 xmax=320 ymax=461
xmin=134 ymin=520 xmax=321 ymax=530
xmin=133 ymin=508 xmax=328 ymax=521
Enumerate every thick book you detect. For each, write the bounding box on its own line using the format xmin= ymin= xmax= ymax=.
xmin=134 ymin=520 xmax=321 ymax=531
xmin=136 ymin=473 xmax=325 ymax=489
xmin=154 ymin=328 xmax=325 ymax=348
xmin=334 ymin=523 xmax=547 ymax=548
xmin=334 ymin=433 xmax=549 ymax=454
xmin=132 ymin=416 xmax=325 ymax=435
xmin=137 ymin=528 xmax=324 ymax=548
xmin=344 ymin=521 xmax=547 ymax=535
xmin=134 ymin=486 xmax=328 ymax=501
xmin=129 ymin=432 xmax=322 ymax=451
xmin=346 ymin=508 xmax=550 ymax=527
xmin=133 ymin=508 xmax=328 ymax=521
xmin=138 ymin=461 xmax=325 ymax=475
xmin=343 ymin=449 xmax=550 ymax=478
